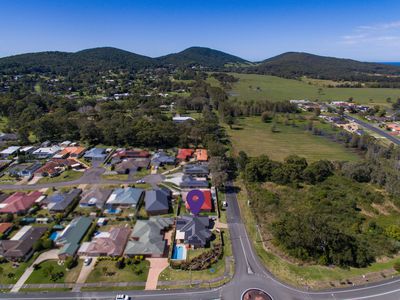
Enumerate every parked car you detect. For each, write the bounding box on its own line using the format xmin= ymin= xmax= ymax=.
xmin=135 ymin=179 xmax=145 ymax=184
xmin=84 ymin=257 xmax=92 ymax=266
xmin=115 ymin=295 xmax=130 ymax=300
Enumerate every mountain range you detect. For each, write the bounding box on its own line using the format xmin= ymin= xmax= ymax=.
xmin=1 ymin=46 xmax=400 ymax=81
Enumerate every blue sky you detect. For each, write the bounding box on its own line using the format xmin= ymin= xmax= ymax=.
xmin=1 ymin=0 xmax=400 ymax=61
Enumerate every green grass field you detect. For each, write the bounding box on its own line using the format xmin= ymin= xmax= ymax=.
xmin=86 ymin=260 xmax=149 ymax=283
xmin=222 ymin=73 xmax=400 ymax=106
xmin=226 ymin=116 xmax=359 ymax=162
xmin=26 ymin=260 xmax=83 ymax=284
xmin=37 ymin=170 xmax=84 ymax=184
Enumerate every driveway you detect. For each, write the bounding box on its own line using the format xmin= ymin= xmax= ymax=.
xmin=72 ymin=257 xmax=97 ymax=292
xmin=10 ymin=249 xmax=59 ymax=293
xmin=145 ymin=258 xmax=169 ymax=290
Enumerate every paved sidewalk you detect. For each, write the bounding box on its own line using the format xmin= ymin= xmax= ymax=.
xmin=145 ymin=258 xmax=170 ymax=290
xmin=11 ymin=249 xmax=59 ymax=293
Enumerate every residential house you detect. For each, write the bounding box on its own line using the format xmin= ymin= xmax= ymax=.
xmin=182 ymin=189 xmax=213 ymax=213
xmin=83 ymin=148 xmax=108 ymax=162
xmin=179 ymin=175 xmax=209 ymax=189
xmin=0 ymin=133 xmax=17 ymax=143
xmin=43 ymin=189 xmax=81 ymax=213
xmin=32 ymin=146 xmax=62 ymax=159
xmin=19 ymin=146 xmax=36 ymax=155
xmin=113 ymin=149 xmax=150 ymax=159
xmin=176 ymin=149 xmax=194 ymax=161
xmin=175 ymin=215 xmax=212 ymax=248
xmin=145 ymin=189 xmax=170 ymax=216
xmin=55 ymin=216 xmax=92 ymax=260
xmin=151 ymin=151 xmax=176 ymax=167
xmin=79 ymin=187 xmax=112 ymax=209
xmin=0 ymin=146 xmax=20 ymax=158
xmin=114 ymin=158 xmax=150 ymax=174
xmin=78 ymin=226 xmax=131 ymax=257
xmin=7 ymin=162 xmax=42 ymax=178
xmin=0 ymin=191 xmax=44 ymax=214
xmin=0 ymin=160 xmax=12 ymax=172
xmin=35 ymin=159 xmax=81 ymax=177
xmin=183 ymin=164 xmax=209 ymax=177
xmin=0 ymin=226 xmax=47 ymax=261
xmin=105 ymin=187 xmax=144 ymax=210
xmin=124 ymin=217 xmax=173 ymax=258
xmin=53 ymin=146 xmax=86 ymax=159
xmin=194 ymin=149 xmax=208 ymax=162
xmin=0 ymin=223 xmax=13 ymax=236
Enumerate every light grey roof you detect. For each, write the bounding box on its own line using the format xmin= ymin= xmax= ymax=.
xmin=124 ymin=217 xmax=172 ymax=256
xmin=106 ymin=188 xmax=144 ymax=207
xmin=145 ymin=190 xmax=169 ymax=213
xmin=80 ymin=187 xmax=112 ymax=207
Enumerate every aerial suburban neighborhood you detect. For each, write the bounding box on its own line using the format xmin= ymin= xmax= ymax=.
xmin=3 ymin=1 xmax=400 ymax=300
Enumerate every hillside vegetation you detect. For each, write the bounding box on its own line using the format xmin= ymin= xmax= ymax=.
xmin=251 ymin=52 xmax=400 ymax=82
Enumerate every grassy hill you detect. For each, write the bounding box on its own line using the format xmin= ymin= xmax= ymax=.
xmin=217 ymin=73 xmax=400 ymax=106
xmin=158 ymin=46 xmax=249 ymax=67
xmin=251 ymin=52 xmax=400 ymax=81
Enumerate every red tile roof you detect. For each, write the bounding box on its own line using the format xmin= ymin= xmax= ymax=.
xmin=177 ymin=149 xmax=194 ymax=160
xmin=114 ymin=149 xmax=150 ymax=158
xmin=184 ymin=189 xmax=212 ymax=212
xmin=35 ymin=159 xmax=79 ymax=176
xmin=0 ymin=223 xmax=13 ymax=234
xmin=0 ymin=191 xmax=43 ymax=214
xmin=195 ymin=149 xmax=208 ymax=161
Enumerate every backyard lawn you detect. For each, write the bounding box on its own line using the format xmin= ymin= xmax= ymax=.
xmin=225 ymin=116 xmax=359 ymax=162
xmin=86 ymin=259 xmax=149 ymax=283
xmin=26 ymin=259 xmax=83 ymax=284
xmin=37 ymin=170 xmax=84 ymax=184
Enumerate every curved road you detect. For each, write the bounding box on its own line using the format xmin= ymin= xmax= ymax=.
xmin=2 ymin=183 xmax=400 ymax=299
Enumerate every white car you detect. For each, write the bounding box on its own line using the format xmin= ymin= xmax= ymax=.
xmin=135 ymin=179 xmax=145 ymax=184
xmin=115 ymin=295 xmax=130 ymax=300
xmin=84 ymin=257 xmax=92 ymax=266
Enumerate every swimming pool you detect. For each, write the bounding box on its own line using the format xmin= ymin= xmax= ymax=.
xmin=171 ymin=244 xmax=187 ymax=260
xmin=49 ymin=231 xmax=59 ymax=241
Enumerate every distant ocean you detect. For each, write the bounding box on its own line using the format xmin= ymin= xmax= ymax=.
xmin=379 ymin=62 xmax=400 ymax=66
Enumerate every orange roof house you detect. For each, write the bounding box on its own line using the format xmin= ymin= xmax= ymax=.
xmin=184 ymin=189 xmax=213 ymax=212
xmin=195 ymin=149 xmax=208 ymax=161
xmin=177 ymin=149 xmax=194 ymax=161
xmin=54 ymin=146 xmax=86 ymax=158
xmin=0 ymin=223 xmax=13 ymax=235
xmin=387 ymin=123 xmax=400 ymax=132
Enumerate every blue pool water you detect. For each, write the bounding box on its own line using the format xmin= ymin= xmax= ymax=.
xmin=172 ymin=245 xmax=184 ymax=260
xmin=49 ymin=231 xmax=59 ymax=241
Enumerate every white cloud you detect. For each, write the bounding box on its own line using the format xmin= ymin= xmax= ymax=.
xmin=341 ymin=20 xmax=400 ymax=46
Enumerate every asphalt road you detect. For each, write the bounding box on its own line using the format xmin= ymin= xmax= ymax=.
xmin=2 ymin=182 xmax=400 ymax=299
xmin=344 ymin=114 xmax=400 ymax=145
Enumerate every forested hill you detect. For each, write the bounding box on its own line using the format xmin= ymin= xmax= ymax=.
xmin=250 ymin=52 xmax=400 ymax=81
xmin=0 ymin=46 xmax=248 ymax=74
xmin=2 ymin=47 xmax=400 ymax=81
xmin=0 ymin=47 xmax=155 ymax=74
xmin=158 ymin=46 xmax=249 ymax=67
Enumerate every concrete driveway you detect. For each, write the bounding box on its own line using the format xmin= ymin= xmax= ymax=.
xmin=11 ymin=249 xmax=59 ymax=293
xmin=145 ymin=258 xmax=169 ymax=290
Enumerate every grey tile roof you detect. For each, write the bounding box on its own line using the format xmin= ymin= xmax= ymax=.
xmin=145 ymin=190 xmax=170 ymax=214
xmin=44 ymin=188 xmax=81 ymax=212
xmin=176 ymin=215 xmax=211 ymax=247
xmin=80 ymin=187 xmax=112 ymax=208
xmin=124 ymin=217 xmax=173 ymax=256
